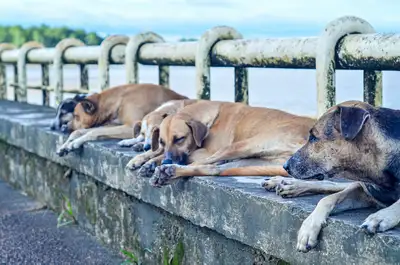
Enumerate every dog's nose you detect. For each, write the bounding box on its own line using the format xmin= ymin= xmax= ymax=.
xmin=283 ymin=160 xmax=291 ymax=174
xmin=61 ymin=124 xmax=69 ymax=133
xmin=143 ymin=144 xmax=151 ymax=151
xmin=161 ymin=159 xmax=173 ymax=165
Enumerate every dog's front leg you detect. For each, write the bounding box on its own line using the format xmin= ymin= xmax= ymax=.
xmin=126 ymin=147 xmax=164 ymax=171
xmin=56 ymin=128 xmax=90 ymax=156
xmin=297 ymin=182 xmax=372 ymax=252
xmin=262 ymin=178 xmax=351 ymax=198
xmin=59 ymin=125 xmax=133 ymax=156
xmin=117 ymin=134 xmax=144 ymax=147
xmin=361 ymin=198 xmax=400 ymax=234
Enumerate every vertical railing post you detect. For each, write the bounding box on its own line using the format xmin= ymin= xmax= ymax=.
xmin=53 ymin=38 xmax=85 ymax=104
xmin=79 ymin=64 xmax=89 ymax=92
xmin=196 ymin=26 xmax=248 ymax=102
xmin=98 ymin=35 xmax=129 ymax=91
xmin=41 ymin=64 xmax=50 ymax=106
xmin=0 ymin=43 xmax=16 ymax=100
xmin=125 ymin=32 xmax=170 ymax=88
xmin=17 ymin=41 xmax=43 ymax=102
xmin=316 ymin=16 xmax=381 ymax=117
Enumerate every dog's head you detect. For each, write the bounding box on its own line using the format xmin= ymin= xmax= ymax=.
xmin=132 ymin=111 xmax=169 ymax=151
xmin=154 ymin=114 xmax=208 ymax=165
xmin=65 ymin=93 xmax=101 ymax=132
xmin=50 ymin=94 xmax=87 ymax=132
xmin=284 ymin=100 xmax=378 ymax=181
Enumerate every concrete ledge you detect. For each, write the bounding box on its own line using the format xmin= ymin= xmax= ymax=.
xmin=0 ymin=100 xmax=400 ymax=265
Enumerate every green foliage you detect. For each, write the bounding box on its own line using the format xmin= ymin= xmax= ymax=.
xmin=120 ymin=249 xmax=140 ymax=265
xmin=0 ymin=24 xmax=104 ymax=47
xmin=178 ymin=37 xmax=198 ymax=42
xmin=57 ymin=195 xmax=76 ymax=228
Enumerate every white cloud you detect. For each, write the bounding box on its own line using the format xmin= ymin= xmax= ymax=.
xmin=0 ymin=0 xmax=398 ymax=34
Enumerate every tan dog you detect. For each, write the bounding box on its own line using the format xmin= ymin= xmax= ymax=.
xmin=279 ymin=100 xmax=400 ymax=252
xmin=56 ymin=83 xmax=187 ymax=156
xmin=122 ymin=99 xmax=201 ymax=176
xmin=150 ymin=100 xmax=316 ymax=186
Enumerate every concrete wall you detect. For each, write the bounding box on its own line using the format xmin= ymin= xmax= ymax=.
xmin=1 ymin=99 xmax=399 ymax=265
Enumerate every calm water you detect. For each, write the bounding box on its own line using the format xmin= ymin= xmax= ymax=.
xmin=5 ymin=65 xmax=400 ymax=117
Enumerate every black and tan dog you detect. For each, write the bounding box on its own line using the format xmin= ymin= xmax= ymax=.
xmin=280 ymin=100 xmax=400 ymax=252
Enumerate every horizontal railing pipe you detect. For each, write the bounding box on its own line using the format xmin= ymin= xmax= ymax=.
xmin=0 ymin=15 xmax=398 ymax=117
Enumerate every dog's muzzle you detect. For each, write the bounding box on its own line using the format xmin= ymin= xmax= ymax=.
xmin=162 ymin=152 xmax=188 ymax=165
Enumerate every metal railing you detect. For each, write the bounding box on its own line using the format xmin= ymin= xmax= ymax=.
xmin=0 ymin=15 xmax=399 ymax=117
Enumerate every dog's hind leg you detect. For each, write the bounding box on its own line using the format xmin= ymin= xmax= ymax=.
xmin=296 ymin=182 xmax=373 ymax=252
xmin=151 ymin=163 xmax=288 ymax=187
xmin=190 ymin=137 xmax=297 ymax=166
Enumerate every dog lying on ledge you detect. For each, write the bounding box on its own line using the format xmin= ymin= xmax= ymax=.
xmin=275 ymin=100 xmax=400 ymax=252
xmin=148 ymin=100 xmax=316 ymax=186
xmin=56 ymin=83 xmax=187 ymax=156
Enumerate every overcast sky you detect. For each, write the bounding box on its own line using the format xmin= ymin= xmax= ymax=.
xmin=0 ymin=0 xmax=397 ymax=40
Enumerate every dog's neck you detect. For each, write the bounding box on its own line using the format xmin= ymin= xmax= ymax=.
xmin=93 ymin=95 xmax=121 ymax=126
xmin=372 ymin=107 xmax=400 ymax=185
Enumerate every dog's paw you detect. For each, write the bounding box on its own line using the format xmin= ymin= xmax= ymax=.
xmin=275 ymin=178 xmax=309 ymax=198
xmin=151 ymin=165 xmax=177 ymax=188
xmin=118 ymin=139 xmax=137 ymax=147
xmin=132 ymin=142 xmax=144 ymax=152
xmin=360 ymin=208 xmax=400 ymax=234
xmin=125 ymin=158 xmax=142 ymax=171
xmin=56 ymin=146 xmax=69 ymax=157
xmin=261 ymin=176 xmax=286 ymax=192
xmin=296 ymin=214 xmax=325 ymax=252
xmin=138 ymin=161 xmax=157 ymax=178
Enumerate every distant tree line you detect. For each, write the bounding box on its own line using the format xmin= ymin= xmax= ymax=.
xmin=0 ymin=25 xmax=199 ymax=47
xmin=0 ymin=25 xmax=104 ymax=47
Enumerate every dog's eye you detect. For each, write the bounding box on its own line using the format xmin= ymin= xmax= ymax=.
xmin=174 ymin=136 xmax=185 ymax=144
xmin=159 ymin=139 xmax=165 ymax=146
xmin=308 ymin=133 xmax=318 ymax=143
xmin=73 ymin=114 xmax=80 ymax=121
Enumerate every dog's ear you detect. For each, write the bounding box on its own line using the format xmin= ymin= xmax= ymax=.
xmin=186 ymin=119 xmax=208 ymax=147
xmin=80 ymin=95 xmax=99 ymax=115
xmin=339 ymin=106 xmax=370 ymax=141
xmin=133 ymin=121 xmax=142 ymax=138
xmin=151 ymin=126 xmax=160 ymax=152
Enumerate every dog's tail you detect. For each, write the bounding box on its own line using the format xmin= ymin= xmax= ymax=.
xmin=218 ymin=166 xmax=289 ymax=177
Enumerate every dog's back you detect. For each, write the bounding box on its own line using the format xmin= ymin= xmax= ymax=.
xmin=69 ymin=83 xmax=188 ymax=131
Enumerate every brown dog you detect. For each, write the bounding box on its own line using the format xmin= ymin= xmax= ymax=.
xmin=56 ymin=83 xmax=187 ymax=156
xmin=123 ymin=99 xmax=201 ymax=175
xmin=281 ymin=100 xmax=400 ymax=252
xmin=149 ymin=100 xmax=316 ymax=186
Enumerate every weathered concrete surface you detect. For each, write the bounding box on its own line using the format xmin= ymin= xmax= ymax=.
xmin=0 ymin=179 xmax=123 ymax=264
xmin=0 ymin=141 xmax=283 ymax=265
xmin=0 ymin=100 xmax=400 ymax=265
